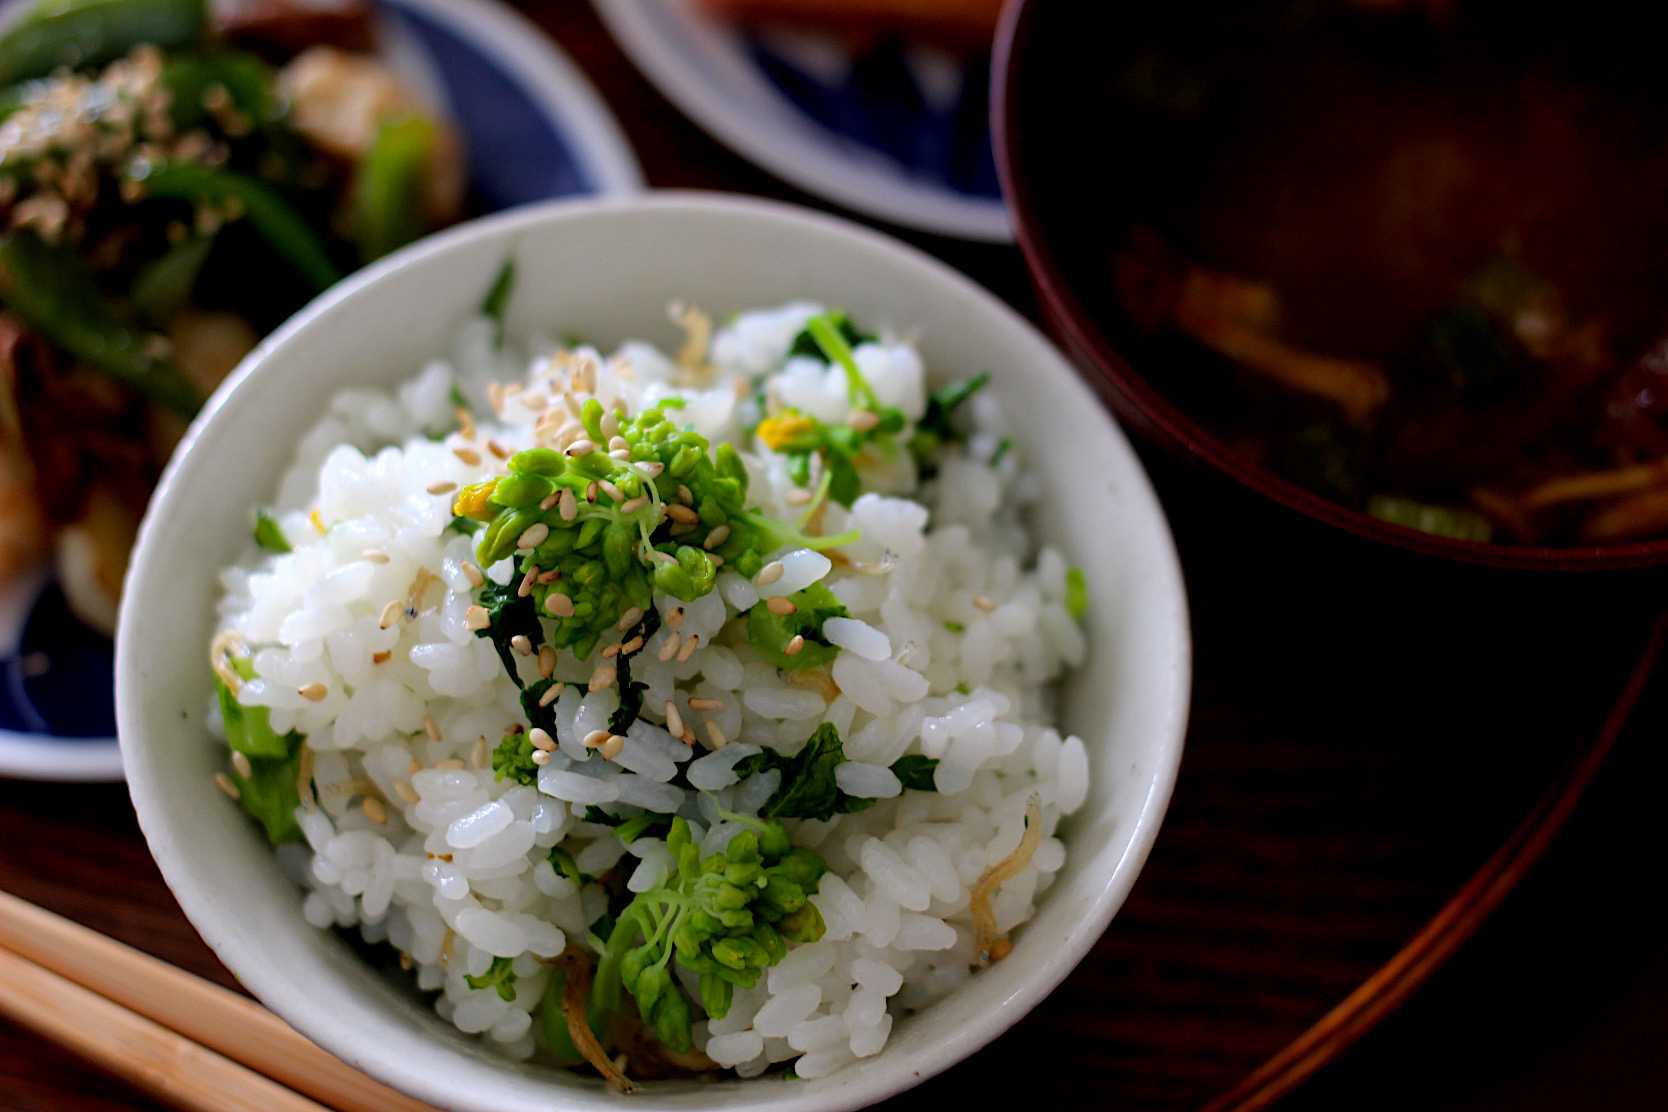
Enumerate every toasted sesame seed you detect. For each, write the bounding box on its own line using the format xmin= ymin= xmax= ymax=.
xmin=608 ymin=435 xmax=630 ymax=452
xmin=539 ymin=492 xmax=560 ymax=511
xmin=666 ymin=502 xmax=699 ymax=524
xmin=849 ymin=409 xmax=881 ymax=431
xmin=703 ymin=524 xmax=731 ymax=550
xmin=539 ymin=570 xmax=560 ymax=584
xmin=784 ymin=487 xmax=813 ymax=505
xmin=637 ymin=461 xmax=665 ymax=479
xmin=362 ymin=548 xmax=390 ymax=564
xmin=362 ymin=797 xmax=388 ymax=824
xmin=434 ymin=759 xmax=466 ymax=771
xmin=559 ymin=490 xmax=578 ymax=521
xmin=589 ymin=663 xmax=618 ymax=691
xmin=394 ymin=779 xmax=419 ymax=804
xmin=785 ymin=635 xmax=806 ymax=656
xmin=532 ymin=749 xmax=551 ymax=766
xmin=538 ymin=681 xmax=563 ymax=706
xmin=518 ymin=523 xmax=550 ymax=548
xmin=678 ymin=485 xmax=694 ymax=506
xmin=453 ymin=446 xmax=482 ymax=466
xmin=755 ymin=561 xmax=785 ymax=586
xmin=523 ymin=393 xmax=548 ymax=410
xmin=585 ymin=482 xmax=598 ymax=503
xmin=214 ymin=772 xmax=241 ymax=799
xmin=530 ymin=727 xmax=557 ymax=751
xmin=620 ymin=636 xmax=644 ymax=655
xmin=510 ymin=634 xmax=533 ymax=655
xmin=617 ymin=606 xmax=644 ymax=632
xmin=461 ymin=561 xmax=485 ymax=587
xmin=539 ymin=646 xmax=557 ymax=678
xmin=669 ymin=521 xmax=696 ymax=537
xmin=677 ymin=633 xmax=701 ymax=663
xmin=658 ymin=631 xmax=682 ymax=662
xmin=710 ymin=554 xmax=725 ymax=567
xmin=545 ymin=593 xmax=575 ymax=618
xmin=705 ymin=721 xmax=727 ymax=748
xmin=427 ymin=480 xmax=457 ymax=495
xmin=409 ymin=758 xmax=422 ymax=776
xmin=972 ymin=595 xmax=996 ymax=612
xmin=666 ymin=606 xmax=685 ymax=628
xmin=519 ymin=564 xmax=540 ymax=597
xmin=472 ymin=736 xmax=489 ymax=768
xmin=600 ymin=410 xmax=620 ymax=438
xmin=372 ymin=650 xmax=392 ymax=664
xmin=424 ymin=715 xmax=442 ymax=741
xmin=620 ymin=494 xmax=648 ymax=514
xmin=665 ymin=700 xmax=684 ymax=737
xmin=299 ymin=682 xmax=328 ymax=701
xmin=582 ymin=729 xmax=610 ymax=748
xmin=230 ymin=751 xmax=253 ymax=778
xmin=609 ymin=448 xmax=632 ymax=461
xmin=464 ymin=605 xmax=491 ymax=631
xmin=566 ymin=438 xmax=596 ymax=456
xmin=601 ymin=734 xmax=625 ymax=761
xmin=379 ymin=600 xmax=403 ymax=629
xmin=487 ymin=439 xmax=510 ymax=460
xmin=687 ymin=696 xmax=724 ymax=711
xmin=766 ymin=596 xmax=797 ymax=616
xmin=601 ymin=642 xmax=621 ymax=659
xmin=598 ymin=479 xmax=624 ymax=502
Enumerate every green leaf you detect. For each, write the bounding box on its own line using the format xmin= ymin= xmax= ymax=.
xmin=480 ymin=256 xmax=516 ymax=345
xmin=1064 ymin=567 xmax=1089 ymax=621
xmin=746 ymin=582 xmax=849 ymax=672
xmin=253 ymin=508 xmax=290 ymax=553
xmin=464 ymin=956 xmax=518 ymax=1002
xmin=890 ymin=755 xmax=939 ymax=792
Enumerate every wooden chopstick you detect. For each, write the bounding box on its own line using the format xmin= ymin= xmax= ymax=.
xmin=0 ymin=889 xmax=443 ymax=1112
xmin=0 ymin=944 xmax=335 ymax=1112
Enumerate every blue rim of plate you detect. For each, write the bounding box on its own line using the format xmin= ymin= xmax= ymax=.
xmin=0 ymin=0 xmax=642 ymax=782
xmin=592 ymin=0 xmax=1011 ymax=243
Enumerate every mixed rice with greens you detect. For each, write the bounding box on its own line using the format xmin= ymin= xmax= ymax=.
xmin=207 ymin=284 xmax=1092 ymax=1084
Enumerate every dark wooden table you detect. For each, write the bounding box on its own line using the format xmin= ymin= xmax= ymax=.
xmin=6 ymin=4 xmax=1668 ymax=1109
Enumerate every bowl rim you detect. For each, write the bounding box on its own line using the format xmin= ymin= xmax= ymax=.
xmin=117 ymin=191 xmax=1192 ymax=1111
xmin=990 ymin=0 xmax=1668 ymax=572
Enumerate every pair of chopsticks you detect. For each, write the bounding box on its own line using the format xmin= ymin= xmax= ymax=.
xmin=0 ymin=888 xmax=443 ymax=1112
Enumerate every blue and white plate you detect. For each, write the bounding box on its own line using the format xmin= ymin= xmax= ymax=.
xmin=593 ymin=0 xmax=1009 ymax=242
xmin=0 ymin=0 xmax=642 ymax=781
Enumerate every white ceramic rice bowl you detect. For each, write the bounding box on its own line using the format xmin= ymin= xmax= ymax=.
xmin=117 ymin=193 xmax=1190 ymax=1112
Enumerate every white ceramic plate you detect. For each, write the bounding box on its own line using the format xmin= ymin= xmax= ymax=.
xmin=593 ymin=0 xmax=1011 ymax=242
xmin=119 ymin=192 xmax=1188 ymax=1112
xmin=0 ymin=0 xmax=642 ymax=781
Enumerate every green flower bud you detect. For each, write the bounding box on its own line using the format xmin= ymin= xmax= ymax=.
xmin=700 ymin=973 xmax=733 ymax=1020
xmin=489 ymin=473 xmax=555 ymax=508
xmin=509 ymin=448 xmax=566 ymax=476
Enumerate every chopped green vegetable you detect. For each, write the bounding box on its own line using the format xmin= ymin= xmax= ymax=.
xmin=1064 ymin=567 xmax=1088 ymax=621
xmin=353 ymin=114 xmax=435 ymax=264
xmin=589 ymin=817 xmax=828 ymax=1052
xmin=130 ymin=232 xmax=215 ymax=324
xmin=464 ymin=956 xmax=518 ymax=1002
xmin=943 ymin=620 xmax=965 ymax=633
xmin=471 ymin=568 xmax=544 ymax=685
xmin=480 ymin=256 xmax=515 ymax=346
xmin=0 ymin=0 xmax=207 ymax=87
xmin=461 ymin=405 xmax=856 ymax=660
xmin=890 ymin=755 xmax=939 ymax=792
xmin=549 ymin=847 xmax=585 ymax=886
xmin=909 ymin=372 xmax=989 ymax=466
xmin=736 ymin=724 xmax=942 ymax=821
xmin=137 ymin=161 xmax=342 ymax=291
xmin=0 ymin=230 xmax=203 ymax=415
xmin=1367 ymin=495 xmax=1493 ymax=542
xmin=214 ymin=661 xmax=303 ymax=844
xmin=607 ymin=606 xmax=661 ymax=736
xmin=746 ymin=582 xmax=849 ymax=672
xmin=491 ymin=730 xmax=538 ymax=786
xmin=253 ymin=508 xmax=289 ymax=553
xmin=445 ymin=515 xmax=478 ymax=536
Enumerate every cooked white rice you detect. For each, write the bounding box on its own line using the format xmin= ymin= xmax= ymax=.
xmin=209 ymin=301 xmax=1090 ymax=1080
